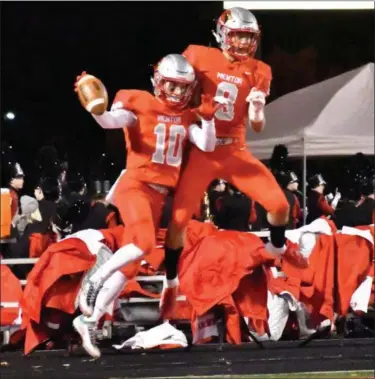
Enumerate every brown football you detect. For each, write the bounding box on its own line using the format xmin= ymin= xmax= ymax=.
xmin=76 ymin=74 xmax=108 ymax=115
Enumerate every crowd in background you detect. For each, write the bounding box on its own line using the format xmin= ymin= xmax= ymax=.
xmin=2 ymin=142 xmax=374 ymax=269
xmin=1 ymin=141 xmax=374 ymax=353
xmin=1 ymin=145 xmax=120 ymax=278
xmin=205 ymin=145 xmax=375 ymax=233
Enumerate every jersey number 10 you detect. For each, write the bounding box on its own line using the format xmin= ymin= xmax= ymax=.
xmin=151 ymin=123 xmax=186 ymax=167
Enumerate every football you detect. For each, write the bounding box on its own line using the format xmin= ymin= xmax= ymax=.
xmin=76 ymin=74 xmax=108 ymax=115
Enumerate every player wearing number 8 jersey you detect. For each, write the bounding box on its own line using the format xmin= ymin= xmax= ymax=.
xmin=160 ymin=8 xmax=290 ymax=318
xmin=73 ymin=54 xmax=227 ymax=358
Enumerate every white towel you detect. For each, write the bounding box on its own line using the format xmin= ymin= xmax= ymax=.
xmin=63 ymin=229 xmax=106 ymax=255
xmin=193 ymin=312 xmax=219 ymax=344
xmin=350 ymin=276 xmax=373 ymax=314
xmin=113 ymin=322 xmax=188 ymax=350
xmin=285 ymin=218 xmax=332 ymax=244
xmin=285 ymin=218 xmax=333 ymax=258
xmin=267 ymin=291 xmax=290 ymax=341
xmin=251 ymin=291 xmax=289 ymax=342
xmin=340 ymin=227 xmax=373 ymax=313
xmin=341 ymin=226 xmax=374 ymax=245
xmin=295 ymin=302 xmax=316 ymax=338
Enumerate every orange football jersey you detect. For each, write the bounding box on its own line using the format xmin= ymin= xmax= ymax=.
xmin=113 ymin=90 xmax=195 ymax=188
xmin=183 ymin=45 xmax=272 ymax=142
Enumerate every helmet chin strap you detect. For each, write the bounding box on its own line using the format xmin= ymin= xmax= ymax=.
xmin=212 ymin=30 xmax=221 ymax=44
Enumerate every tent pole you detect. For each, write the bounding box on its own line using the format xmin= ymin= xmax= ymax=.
xmin=302 ymin=136 xmax=307 ymax=225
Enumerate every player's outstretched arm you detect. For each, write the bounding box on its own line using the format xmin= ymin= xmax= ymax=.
xmin=74 ymin=72 xmax=137 ymax=129
xmin=246 ymin=88 xmax=266 ymax=133
xmin=92 ymin=102 xmax=137 ymax=130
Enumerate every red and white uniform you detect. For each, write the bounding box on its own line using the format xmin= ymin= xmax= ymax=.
xmin=115 ymin=90 xmax=196 ymax=189
xmin=94 ymin=88 xmax=216 ymax=265
xmin=171 ymin=45 xmax=289 ymax=231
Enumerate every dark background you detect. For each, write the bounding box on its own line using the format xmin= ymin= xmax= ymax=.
xmin=1 ymin=2 xmax=374 ymax=186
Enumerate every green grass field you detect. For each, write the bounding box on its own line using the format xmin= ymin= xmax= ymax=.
xmin=125 ymin=371 xmax=374 ymax=379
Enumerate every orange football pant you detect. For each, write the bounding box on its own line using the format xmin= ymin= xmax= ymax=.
xmin=172 ymin=144 xmax=289 ymax=231
xmin=114 ymin=176 xmax=166 ymax=278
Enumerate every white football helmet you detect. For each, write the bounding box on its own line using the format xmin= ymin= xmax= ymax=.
xmin=153 ymin=54 xmax=196 ymax=109
xmin=214 ymin=7 xmax=260 ymax=60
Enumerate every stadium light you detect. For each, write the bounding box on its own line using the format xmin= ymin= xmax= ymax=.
xmin=4 ymin=112 xmax=15 ymax=120
xmin=223 ymin=1 xmax=374 ymax=10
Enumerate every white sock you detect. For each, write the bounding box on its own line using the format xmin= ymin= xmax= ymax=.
xmin=86 ymin=271 xmax=127 ymax=323
xmin=90 ymin=243 xmax=144 ymax=284
xmin=166 ymin=277 xmax=179 ymax=288
xmin=265 ymin=241 xmax=286 ymax=256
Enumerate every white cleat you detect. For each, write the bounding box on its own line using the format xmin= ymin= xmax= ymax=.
xmin=79 ymin=280 xmax=103 ymax=317
xmin=73 ymin=315 xmax=101 ymax=359
xmin=78 ymin=282 xmax=93 ymax=317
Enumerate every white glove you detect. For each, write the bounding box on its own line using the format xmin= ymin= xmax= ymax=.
xmin=246 ymin=88 xmax=266 ymax=107
xmin=326 ymin=193 xmax=334 ymax=202
xmin=331 ymin=192 xmax=341 ymax=209
xmin=247 ymin=88 xmax=266 ymax=123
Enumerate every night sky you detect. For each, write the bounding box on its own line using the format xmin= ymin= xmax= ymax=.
xmin=1 ymin=2 xmax=374 ymax=183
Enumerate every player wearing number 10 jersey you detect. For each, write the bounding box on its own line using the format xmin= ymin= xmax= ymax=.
xmin=160 ymin=8 xmax=290 ymax=318
xmin=73 ymin=54 xmax=226 ymax=359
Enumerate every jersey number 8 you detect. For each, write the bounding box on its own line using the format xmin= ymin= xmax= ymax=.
xmin=152 ymin=123 xmax=186 ymax=167
xmin=214 ymin=82 xmax=239 ymax=122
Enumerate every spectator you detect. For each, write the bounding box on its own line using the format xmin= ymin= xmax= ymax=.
xmin=53 ymin=195 xmax=91 ymax=236
xmin=275 ymin=171 xmax=303 ymax=228
xmin=355 ymin=176 xmax=375 ymax=225
xmin=78 ymin=193 xmax=119 ymax=231
xmin=306 ymin=174 xmax=341 ymax=224
xmin=214 ymin=184 xmax=253 ymax=232
xmin=34 ymin=177 xmax=60 ymax=232
xmin=65 ymin=171 xmax=88 ymax=201
xmin=13 ymin=195 xmax=42 ymax=237
xmin=4 ymin=162 xmax=25 ymax=221
xmin=207 ymin=179 xmax=227 ymax=224
xmin=337 ymin=176 xmax=375 ymax=228
xmin=5 ymin=196 xmax=47 ymax=277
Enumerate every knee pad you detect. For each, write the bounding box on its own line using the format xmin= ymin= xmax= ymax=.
xmin=172 ymin=208 xmax=190 ymax=231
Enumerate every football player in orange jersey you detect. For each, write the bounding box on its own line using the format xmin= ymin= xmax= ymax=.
xmin=160 ymin=8 xmax=290 ymax=318
xmin=72 ymin=54 xmax=227 ymax=358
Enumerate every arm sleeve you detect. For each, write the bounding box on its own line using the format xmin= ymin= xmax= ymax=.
xmin=188 ymin=119 xmax=216 ymax=152
xmin=92 ymin=89 xmax=138 ymax=129
xmin=92 ymin=109 xmax=137 ymax=129
xmin=10 ymin=191 xmax=18 ymax=220
xmin=318 ymin=196 xmax=335 ymax=215
xmin=292 ymin=195 xmax=302 ymax=227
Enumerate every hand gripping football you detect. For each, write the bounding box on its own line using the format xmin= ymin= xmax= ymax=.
xmin=75 ymin=73 xmax=108 ymax=115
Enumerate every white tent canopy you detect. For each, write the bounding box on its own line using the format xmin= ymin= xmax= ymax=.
xmin=246 ymin=62 xmax=375 ymax=160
